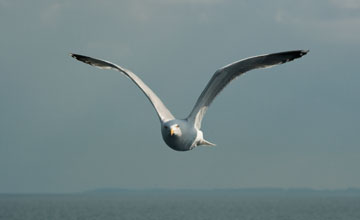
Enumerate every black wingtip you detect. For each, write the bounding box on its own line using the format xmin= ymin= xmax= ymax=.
xmin=300 ymin=50 xmax=309 ymax=56
xmin=69 ymin=53 xmax=91 ymax=63
xmin=69 ymin=53 xmax=80 ymax=59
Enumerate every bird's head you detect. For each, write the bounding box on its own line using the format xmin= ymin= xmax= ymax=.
xmin=164 ymin=124 xmax=182 ymax=137
xmin=161 ymin=119 xmax=196 ymax=151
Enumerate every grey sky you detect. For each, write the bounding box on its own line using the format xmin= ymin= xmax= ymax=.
xmin=1 ymin=0 xmax=359 ymax=193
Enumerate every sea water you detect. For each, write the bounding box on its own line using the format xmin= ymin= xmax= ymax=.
xmin=0 ymin=192 xmax=359 ymax=220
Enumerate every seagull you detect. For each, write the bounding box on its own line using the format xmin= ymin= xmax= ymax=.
xmin=70 ymin=50 xmax=308 ymax=151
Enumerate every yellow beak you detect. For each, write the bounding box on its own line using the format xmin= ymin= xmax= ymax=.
xmin=170 ymin=128 xmax=174 ymax=136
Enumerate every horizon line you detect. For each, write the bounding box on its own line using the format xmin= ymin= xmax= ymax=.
xmin=2 ymin=187 xmax=360 ymax=195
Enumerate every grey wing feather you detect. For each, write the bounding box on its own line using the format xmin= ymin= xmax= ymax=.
xmin=187 ymin=50 xmax=309 ymax=129
xmin=70 ymin=53 xmax=175 ymax=122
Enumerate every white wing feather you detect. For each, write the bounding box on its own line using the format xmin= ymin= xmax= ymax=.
xmin=70 ymin=54 xmax=175 ymax=122
xmin=187 ymin=50 xmax=309 ymax=129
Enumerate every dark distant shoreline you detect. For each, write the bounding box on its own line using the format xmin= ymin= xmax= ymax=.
xmin=82 ymin=187 xmax=360 ymax=197
xmin=2 ymin=188 xmax=360 ymax=196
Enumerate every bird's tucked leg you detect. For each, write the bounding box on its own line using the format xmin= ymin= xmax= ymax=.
xmin=198 ymin=139 xmax=216 ymax=147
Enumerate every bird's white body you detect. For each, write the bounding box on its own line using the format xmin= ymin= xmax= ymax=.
xmin=161 ymin=119 xmax=196 ymax=151
xmin=70 ymin=50 xmax=308 ymax=151
xmin=160 ymin=119 xmax=211 ymax=151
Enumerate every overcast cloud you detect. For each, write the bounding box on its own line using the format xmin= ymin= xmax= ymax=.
xmin=0 ymin=0 xmax=359 ymax=193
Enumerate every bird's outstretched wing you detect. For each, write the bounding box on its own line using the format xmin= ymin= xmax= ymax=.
xmin=187 ymin=50 xmax=309 ymax=129
xmin=70 ymin=54 xmax=175 ymax=122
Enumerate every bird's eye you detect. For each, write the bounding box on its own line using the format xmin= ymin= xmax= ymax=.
xmin=164 ymin=126 xmax=168 ymax=129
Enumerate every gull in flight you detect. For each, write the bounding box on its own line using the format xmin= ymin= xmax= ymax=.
xmin=70 ymin=50 xmax=308 ymax=151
